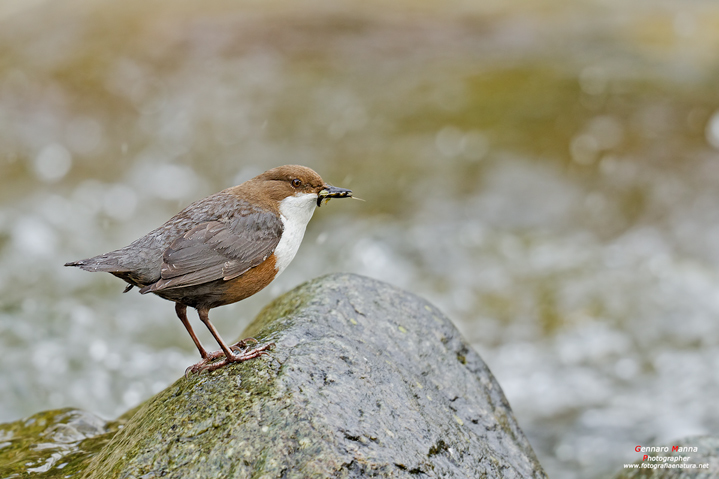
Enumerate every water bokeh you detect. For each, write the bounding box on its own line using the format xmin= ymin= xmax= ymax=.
xmin=2 ymin=1 xmax=719 ymax=477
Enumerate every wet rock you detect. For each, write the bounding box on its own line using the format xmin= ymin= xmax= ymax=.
xmin=0 ymin=273 xmax=547 ymax=478
xmin=0 ymin=408 xmax=127 ymax=478
xmin=614 ymin=436 xmax=719 ymax=479
xmin=87 ymin=273 xmax=545 ymax=478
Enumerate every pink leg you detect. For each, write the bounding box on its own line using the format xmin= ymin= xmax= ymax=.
xmin=184 ymin=308 xmax=274 ymax=374
xmin=175 ymin=303 xmax=209 ymax=359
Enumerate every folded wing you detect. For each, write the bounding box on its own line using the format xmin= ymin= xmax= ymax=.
xmin=140 ymin=209 xmax=283 ymax=294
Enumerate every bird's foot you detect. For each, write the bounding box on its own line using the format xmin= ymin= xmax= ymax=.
xmin=231 ymin=337 xmax=259 ymax=350
xmin=185 ymin=341 xmax=275 ymax=375
xmin=193 ymin=338 xmax=260 ymax=363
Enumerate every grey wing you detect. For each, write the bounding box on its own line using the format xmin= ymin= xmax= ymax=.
xmin=140 ymin=210 xmax=283 ymax=293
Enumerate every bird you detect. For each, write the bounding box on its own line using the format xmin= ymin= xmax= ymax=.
xmin=66 ymin=165 xmax=352 ymax=373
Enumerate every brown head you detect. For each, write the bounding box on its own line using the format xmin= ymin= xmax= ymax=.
xmin=253 ymin=165 xmax=326 ymax=199
xmin=234 ymin=165 xmax=352 ymax=211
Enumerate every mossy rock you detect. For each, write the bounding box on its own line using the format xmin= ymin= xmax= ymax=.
xmin=0 ymin=273 xmax=547 ymax=478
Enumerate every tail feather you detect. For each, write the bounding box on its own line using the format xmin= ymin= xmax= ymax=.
xmin=64 ymin=254 xmax=128 ymax=273
xmin=65 ymin=250 xmax=161 ymax=290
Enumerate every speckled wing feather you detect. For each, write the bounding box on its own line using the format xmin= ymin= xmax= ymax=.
xmin=140 ymin=208 xmax=283 ymax=293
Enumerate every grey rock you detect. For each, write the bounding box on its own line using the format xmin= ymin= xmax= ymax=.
xmin=86 ymin=273 xmax=545 ymax=478
xmin=0 ymin=273 xmax=547 ymax=478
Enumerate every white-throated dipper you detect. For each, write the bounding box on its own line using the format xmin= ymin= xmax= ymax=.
xmin=66 ymin=165 xmax=352 ymax=373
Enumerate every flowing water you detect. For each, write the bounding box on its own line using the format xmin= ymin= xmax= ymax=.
xmin=2 ymin=1 xmax=719 ymax=477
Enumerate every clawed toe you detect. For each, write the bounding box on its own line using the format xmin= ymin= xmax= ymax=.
xmin=231 ymin=337 xmax=258 ymax=350
xmin=185 ymin=342 xmax=275 ymax=375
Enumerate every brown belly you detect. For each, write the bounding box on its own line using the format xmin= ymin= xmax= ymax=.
xmin=153 ymin=254 xmax=278 ymax=309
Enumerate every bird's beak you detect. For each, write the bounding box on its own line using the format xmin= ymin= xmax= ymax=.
xmin=317 ymin=185 xmax=352 ymax=207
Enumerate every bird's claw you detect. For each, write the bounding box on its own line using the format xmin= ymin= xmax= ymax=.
xmin=185 ymin=342 xmax=275 ymax=376
xmin=231 ymin=337 xmax=259 ymax=350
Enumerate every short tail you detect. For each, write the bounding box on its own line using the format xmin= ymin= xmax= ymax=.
xmin=64 ymin=254 xmax=126 ymax=273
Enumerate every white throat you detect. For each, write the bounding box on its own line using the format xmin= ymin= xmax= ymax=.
xmin=273 ymin=192 xmax=318 ymax=276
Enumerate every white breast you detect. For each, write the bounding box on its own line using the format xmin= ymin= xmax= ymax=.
xmin=273 ymin=192 xmax=318 ymax=276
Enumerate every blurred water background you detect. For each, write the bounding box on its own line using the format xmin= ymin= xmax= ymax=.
xmin=2 ymin=0 xmax=719 ymax=477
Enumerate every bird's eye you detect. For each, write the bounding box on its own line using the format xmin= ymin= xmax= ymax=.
xmin=291 ymin=178 xmax=302 ymax=188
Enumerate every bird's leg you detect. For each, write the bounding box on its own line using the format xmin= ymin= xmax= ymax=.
xmin=197 ymin=307 xmax=236 ymax=358
xmin=185 ymin=308 xmax=274 ymax=374
xmin=175 ymin=303 xmax=209 ymax=359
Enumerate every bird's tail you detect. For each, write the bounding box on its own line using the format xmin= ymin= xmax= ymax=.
xmin=64 ymin=253 xmax=127 ymax=273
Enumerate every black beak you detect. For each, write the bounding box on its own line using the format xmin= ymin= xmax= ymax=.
xmin=318 ymin=185 xmax=352 ymax=207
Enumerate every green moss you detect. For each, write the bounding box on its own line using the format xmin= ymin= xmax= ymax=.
xmin=84 ymin=352 xmax=285 ymax=478
xmin=0 ymin=408 xmax=129 ymax=479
